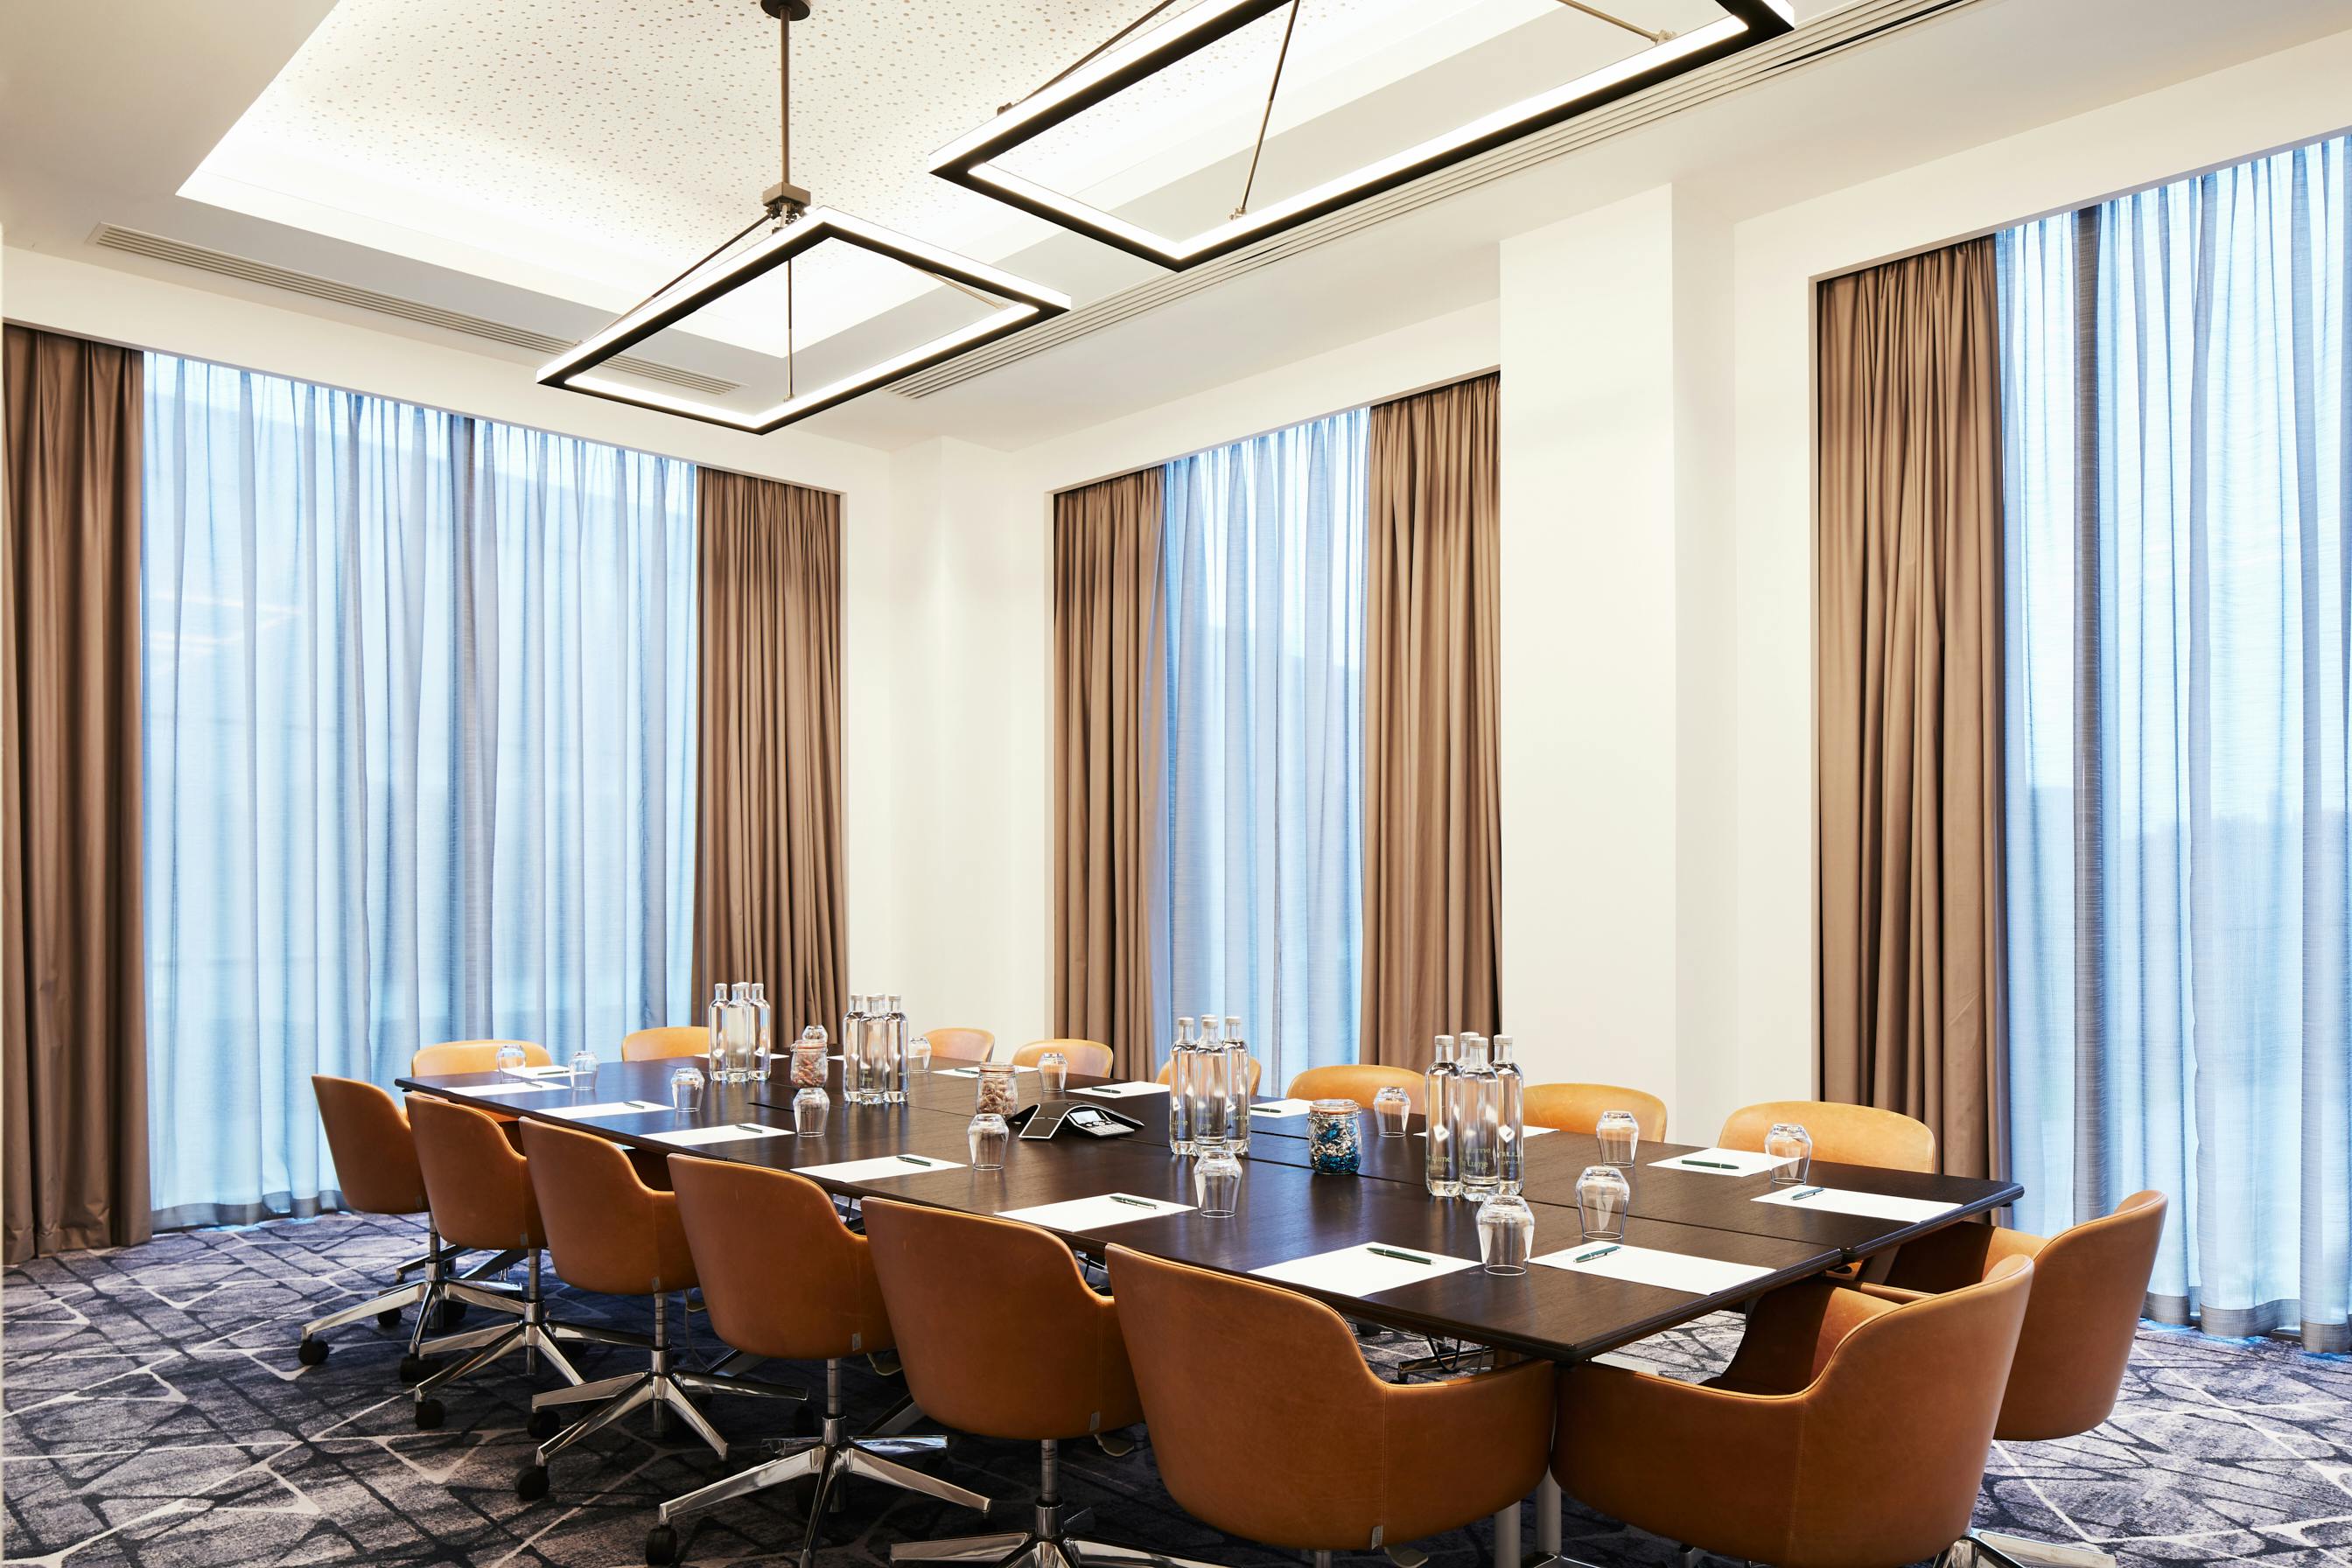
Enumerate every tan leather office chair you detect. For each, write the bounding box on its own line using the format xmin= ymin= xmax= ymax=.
xmin=301 ymin=1076 xmax=480 ymax=1376
xmin=403 ymin=1095 xmax=593 ymax=1432
xmin=1155 ymin=1056 xmax=1264 ymax=1093
xmin=620 ymin=1026 xmax=707 ymax=1062
xmin=646 ymin=1160 xmax=983 ymax=1568
xmin=1012 ymin=1039 xmax=1114 ymax=1076
xmin=865 ymin=1200 xmax=1167 ymax=1568
xmin=1719 ymin=1099 xmax=1937 ymax=1172
xmin=1522 ymin=1082 xmax=1668 ymax=1141
xmin=1861 ymin=1193 xmax=2166 ymax=1568
xmin=513 ymin=1122 xmax=750 ymax=1499
xmin=921 ymin=1026 xmax=996 ymax=1064
xmin=1287 ymin=1064 xmax=1424 ymax=1115
xmin=1109 ymin=1244 xmax=1552 ymax=1565
xmin=410 ymin=1039 xmax=552 ymax=1075
xmin=1558 ymin=1256 xmax=2034 ymax=1568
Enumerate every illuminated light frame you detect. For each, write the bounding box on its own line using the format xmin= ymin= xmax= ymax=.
xmin=932 ymin=0 xmax=1795 ymax=269
xmin=538 ymin=207 xmax=1072 ymax=431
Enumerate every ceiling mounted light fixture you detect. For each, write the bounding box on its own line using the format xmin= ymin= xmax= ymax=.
xmin=932 ymin=0 xmax=1795 ymax=270
xmin=539 ymin=0 xmax=1070 ymax=432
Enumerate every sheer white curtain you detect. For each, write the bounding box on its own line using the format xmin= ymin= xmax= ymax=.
xmin=141 ymin=356 xmax=697 ymax=1228
xmin=2000 ymin=135 xmax=2352 ymax=1348
xmin=1158 ymin=411 xmax=1368 ymax=1092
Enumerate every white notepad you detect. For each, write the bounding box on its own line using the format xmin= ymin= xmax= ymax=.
xmin=996 ymin=1193 xmax=1194 ymax=1230
xmin=1648 ymin=1148 xmax=1796 ymax=1177
xmin=459 ymin=1081 xmax=567 ymax=1098
xmin=796 ymin=1153 xmax=968 ymax=1182
xmin=1752 ymin=1186 xmax=1961 ymax=1222
xmin=1532 ymin=1241 xmax=1776 ymax=1297
xmin=562 ymin=1100 xmax=671 ymax=1118
xmin=1071 ymin=1082 xmax=1168 ymax=1099
xmin=1252 ymin=1242 xmax=1480 ymax=1299
xmin=649 ymin=1122 xmax=794 ymax=1149
xmin=1414 ymin=1126 xmax=1556 ymax=1138
xmin=1246 ymin=1099 xmax=1314 ymax=1118
xmin=499 ymin=1064 xmax=575 ymax=1080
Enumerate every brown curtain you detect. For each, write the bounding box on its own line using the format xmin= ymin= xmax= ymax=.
xmin=692 ymin=469 xmax=846 ymax=1035
xmin=1815 ymin=237 xmax=2007 ymax=1180
xmin=1361 ymin=374 xmax=1502 ymax=1072
xmin=3 ymin=325 xmax=151 ymax=1263
xmin=1053 ymin=469 xmax=1167 ymax=1077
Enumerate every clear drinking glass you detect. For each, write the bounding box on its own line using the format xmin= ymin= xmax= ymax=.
xmin=1373 ymin=1087 xmax=1411 ymax=1138
xmin=1477 ymin=1193 xmax=1536 ymax=1274
xmin=1038 ymin=1051 xmax=1068 ymax=1098
xmin=1575 ymin=1165 xmax=1631 ymax=1241
xmin=568 ymin=1046 xmax=599 ymax=1086
xmin=1194 ymin=1144 xmax=1242 ymax=1215
xmin=1595 ymin=1109 xmax=1642 ymax=1165
xmin=908 ymin=1035 xmax=933 ymax=1075
xmin=668 ymin=1065 xmax=706 ymax=1112
xmin=1765 ymin=1122 xmax=1814 ymax=1185
xmin=969 ymin=1112 xmax=1010 ymax=1170
xmin=792 ymin=1087 xmax=830 ymax=1138
xmin=494 ymin=1042 xmax=528 ymax=1074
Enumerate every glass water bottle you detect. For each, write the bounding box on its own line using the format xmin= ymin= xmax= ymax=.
xmin=1492 ymin=1033 xmax=1526 ymax=1195
xmin=880 ymin=995 xmax=908 ymax=1104
xmin=1221 ymin=1017 xmax=1250 ymax=1156
xmin=1455 ymin=1033 xmax=1501 ymax=1200
xmin=1186 ymin=1014 xmax=1226 ymax=1154
xmin=706 ymin=982 xmax=730 ymax=1080
xmin=1166 ymin=1015 xmax=1199 ymax=1154
xmin=724 ymin=983 xmax=758 ymax=1082
xmin=1424 ymin=1034 xmax=1461 ymax=1198
xmin=747 ymin=981 xmax=774 ymax=1082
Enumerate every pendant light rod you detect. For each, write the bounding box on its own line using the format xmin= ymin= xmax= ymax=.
xmin=760 ymin=0 xmax=813 ymax=211
xmin=1007 ymin=0 xmax=1188 ymax=112
xmin=1550 ymin=0 xmax=1670 ymax=44
xmin=1233 ymin=0 xmax=1301 ymax=219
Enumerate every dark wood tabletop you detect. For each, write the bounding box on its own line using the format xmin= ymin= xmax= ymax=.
xmin=396 ymin=1057 xmax=2013 ymax=1364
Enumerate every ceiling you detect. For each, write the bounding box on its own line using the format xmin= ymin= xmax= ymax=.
xmin=4 ymin=0 xmax=2350 ymax=452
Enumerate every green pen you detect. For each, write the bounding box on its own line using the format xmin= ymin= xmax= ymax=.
xmin=1368 ymin=1245 xmax=1432 ymax=1264
xmin=1786 ymin=1186 xmax=1825 ymax=1201
xmin=1108 ymin=1194 xmax=1157 ymax=1208
xmin=898 ymin=1154 xmax=937 ymax=1167
xmin=1679 ymin=1158 xmax=1739 ymax=1170
xmin=1573 ymin=1244 xmax=1621 ymax=1264
xmin=738 ymin=1124 xmax=769 ymax=1136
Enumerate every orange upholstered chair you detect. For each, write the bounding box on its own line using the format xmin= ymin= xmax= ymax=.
xmin=1012 ymin=1038 xmax=1114 ymax=1076
xmin=920 ymin=1026 xmax=997 ymax=1064
xmin=1287 ymin=1063 xmax=1424 ymax=1115
xmin=1718 ymin=1099 xmax=1936 ymax=1172
xmin=1156 ymin=1055 xmax=1264 ymax=1093
xmin=1522 ymin=1082 xmax=1669 ymax=1141
xmin=620 ymin=1026 xmax=708 ymax=1062
xmin=301 ymin=1076 xmax=468 ymax=1375
xmin=410 ymin=1039 xmax=552 ymax=1076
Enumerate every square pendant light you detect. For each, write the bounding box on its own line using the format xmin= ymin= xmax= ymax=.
xmin=932 ymin=0 xmax=1796 ymax=270
xmin=537 ymin=208 xmax=1070 ymax=433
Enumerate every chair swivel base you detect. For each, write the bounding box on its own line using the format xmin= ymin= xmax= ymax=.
xmin=648 ymin=1400 xmax=989 ymax=1568
xmin=892 ymin=1440 xmax=1219 ymax=1568
xmin=296 ymin=1240 xmax=524 ymax=1377
xmin=412 ymin=1270 xmax=595 ymax=1432
xmin=1943 ymin=1530 xmax=2118 ymax=1568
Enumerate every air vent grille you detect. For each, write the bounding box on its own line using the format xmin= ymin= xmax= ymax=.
xmin=892 ymin=0 xmax=1977 ymax=397
xmin=89 ymin=225 xmax=740 ymax=398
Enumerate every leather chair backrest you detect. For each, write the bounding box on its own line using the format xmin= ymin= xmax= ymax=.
xmin=620 ymin=1026 xmax=707 ymax=1062
xmin=1155 ymin=1056 xmax=1264 ymax=1092
xmin=862 ymin=1199 xmax=1139 ymax=1442
xmin=921 ymin=1027 xmax=996 ymax=1063
xmin=1287 ymin=1064 xmax=1424 ymax=1115
xmin=312 ymin=1076 xmax=428 ymax=1217
xmin=2000 ymin=1190 xmax=2166 ymax=1440
xmin=1789 ymin=1255 xmax=2034 ymax=1564
xmin=405 ymin=1092 xmax=541 ymax=1252
xmin=1523 ymin=1082 xmax=1669 ymax=1141
xmin=1719 ymin=1099 xmax=1937 ymax=1172
xmin=1012 ymin=1039 xmax=1113 ymax=1076
xmin=410 ymin=1039 xmax=552 ymax=1076
xmin=518 ymin=1120 xmax=696 ymax=1297
xmin=668 ymin=1155 xmax=892 ymax=1362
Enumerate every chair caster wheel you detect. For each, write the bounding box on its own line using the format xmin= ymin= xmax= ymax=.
xmin=528 ymin=1409 xmax=562 ymax=1440
xmin=398 ymin=1354 xmax=430 ymax=1383
xmin=297 ymin=1337 xmax=329 ymax=1367
xmin=414 ymin=1397 xmax=445 ymax=1430
xmin=376 ymin=1308 xmax=402 ymax=1331
xmin=645 ymin=1524 xmax=680 ymax=1565
xmin=515 ymin=1464 xmax=549 ymax=1502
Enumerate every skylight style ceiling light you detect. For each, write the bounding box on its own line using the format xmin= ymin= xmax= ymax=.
xmin=932 ymin=0 xmax=1795 ymax=269
xmin=539 ymin=0 xmax=1070 ymax=432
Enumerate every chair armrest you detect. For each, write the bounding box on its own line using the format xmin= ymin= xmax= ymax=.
xmin=1714 ymin=1278 xmax=1901 ymax=1393
xmin=1882 ymin=1218 xmax=2046 ymax=1293
xmin=1555 ymin=1363 xmax=1804 ymax=1563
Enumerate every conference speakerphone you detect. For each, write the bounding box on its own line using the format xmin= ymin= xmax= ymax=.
xmin=1012 ymin=1100 xmax=1144 ymax=1141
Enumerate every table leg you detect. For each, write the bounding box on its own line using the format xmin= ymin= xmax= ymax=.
xmin=1492 ymin=1501 xmax=1521 ymax=1568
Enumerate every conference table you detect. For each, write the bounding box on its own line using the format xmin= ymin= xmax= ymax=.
xmin=399 ymin=1055 xmax=2020 ymax=1564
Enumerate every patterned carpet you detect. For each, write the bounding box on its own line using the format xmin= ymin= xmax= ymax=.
xmin=4 ymin=1214 xmax=2349 ymax=1567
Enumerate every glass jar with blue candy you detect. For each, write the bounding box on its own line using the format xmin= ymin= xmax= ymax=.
xmin=1307 ymin=1099 xmax=1362 ymax=1174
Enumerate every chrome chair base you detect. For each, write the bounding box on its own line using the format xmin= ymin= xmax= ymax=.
xmin=648 ymin=1366 xmax=986 ymax=1568
xmin=412 ymin=1253 xmax=592 ymax=1430
xmin=889 ymin=1440 xmax=1214 ymax=1568
xmin=298 ymin=1228 xmax=519 ymax=1369
xmin=1943 ymin=1530 xmax=2117 ymax=1568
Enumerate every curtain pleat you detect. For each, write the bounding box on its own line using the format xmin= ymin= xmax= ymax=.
xmin=1361 ymin=374 xmax=1502 ymax=1073
xmin=1815 ymin=238 xmax=2009 ymax=1181
xmin=2 ymin=326 xmax=151 ymax=1264
xmin=691 ymin=469 xmax=845 ymax=1035
xmin=1054 ymin=470 xmax=1167 ymax=1077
